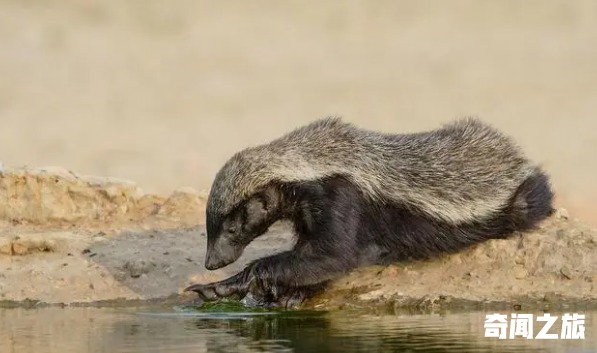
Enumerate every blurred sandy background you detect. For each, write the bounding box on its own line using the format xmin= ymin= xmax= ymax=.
xmin=0 ymin=0 xmax=595 ymax=224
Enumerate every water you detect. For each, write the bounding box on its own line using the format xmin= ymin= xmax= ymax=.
xmin=1 ymin=307 xmax=596 ymax=353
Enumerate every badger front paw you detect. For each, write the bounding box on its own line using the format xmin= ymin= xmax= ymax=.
xmin=184 ymin=271 xmax=254 ymax=301
xmin=184 ymin=283 xmax=224 ymax=301
xmin=185 ymin=280 xmax=249 ymax=301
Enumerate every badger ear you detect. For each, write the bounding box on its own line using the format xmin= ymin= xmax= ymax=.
xmin=262 ymin=185 xmax=280 ymax=213
xmin=244 ymin=186 xmax=281 ymax=228
xmin=244 ymin=196 xmax=268 ymax=227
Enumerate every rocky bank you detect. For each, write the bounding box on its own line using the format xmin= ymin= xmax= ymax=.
xmin=1 ymin=165 xmax=596 ymax=312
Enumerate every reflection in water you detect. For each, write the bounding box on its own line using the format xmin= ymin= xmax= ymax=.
xmin=0 ymin=307 xmax=595 ymax=353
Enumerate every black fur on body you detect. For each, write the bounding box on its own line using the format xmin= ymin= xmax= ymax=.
xmin=184 ymin=117 xmax=555 ymax=308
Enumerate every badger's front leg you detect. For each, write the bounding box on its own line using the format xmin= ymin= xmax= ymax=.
xmin=185 ymin=249 xmax=355 ymax=307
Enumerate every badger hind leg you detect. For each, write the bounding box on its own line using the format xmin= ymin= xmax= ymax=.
xmin=508 ymin=167 xmax=555 ymax=231
xmin=400 ymin=167 xmax=556 ymax=258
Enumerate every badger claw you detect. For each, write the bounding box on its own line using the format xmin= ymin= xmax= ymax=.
xmin=184 ymin=283 xmax=220 ymax=301
xmin=184 ymin=281 xmax=244 ymax=301
xmin=184 ymin=272 xmax=253 ymax=301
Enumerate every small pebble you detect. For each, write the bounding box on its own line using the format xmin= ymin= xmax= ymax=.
xmin=514 ymin=267 xmax=528 ymax=279
xmin=382 ymin=265 xmax=399 ymax=277
xmin=555 ymin=208 xmax=569 ymax=220
xmin=123 ymin=260 xmax=155 ymax=278
xmin=560 ymin=266 xmax=573 ymax=280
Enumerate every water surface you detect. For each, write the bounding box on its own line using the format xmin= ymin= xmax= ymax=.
xmin=1 ymin=306 xmax=595 ymax=353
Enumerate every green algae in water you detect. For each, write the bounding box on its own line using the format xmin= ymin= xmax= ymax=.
xmin=173 ymin=299 xmax=327 ymax=318
xmin=183 ymin=299 xmax=273 ymax=313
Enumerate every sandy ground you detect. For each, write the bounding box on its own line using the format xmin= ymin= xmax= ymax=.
xmin=0 ymin=221 xmax=295 ymax=304
xmin=0 ymin=1 xmax=596 ymax=225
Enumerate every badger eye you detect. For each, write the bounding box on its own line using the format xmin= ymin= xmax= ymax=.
xmin=227 ymin=227 xmax=237 ymax=234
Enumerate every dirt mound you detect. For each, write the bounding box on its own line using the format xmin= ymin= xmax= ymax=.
xmin=0 ymin=165 xmax=207 ymax=229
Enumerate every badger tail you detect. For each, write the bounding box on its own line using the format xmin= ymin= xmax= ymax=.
xmin=508 ymin=167 xmax=555 ymax=231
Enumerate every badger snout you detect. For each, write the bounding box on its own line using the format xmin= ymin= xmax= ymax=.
xmin=205 ymin=241 xmax=243 ymax=270
xmin=204 ymin=256 xmax=228 ymax=270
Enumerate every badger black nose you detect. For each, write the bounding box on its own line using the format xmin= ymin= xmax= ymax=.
xmin=205 ymin=255 xmax=225 ymax=270
xmin=204 ymin=257 xmax=217 ymax=270
xmin=205 ymin=261 xmax=218 ymax=271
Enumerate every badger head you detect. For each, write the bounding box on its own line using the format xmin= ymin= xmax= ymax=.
xmin=204 ymin=174 xmax=282 ymax=271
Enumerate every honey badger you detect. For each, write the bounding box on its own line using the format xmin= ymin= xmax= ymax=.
xmin=185 ymin=116 xmax=554 ymax=307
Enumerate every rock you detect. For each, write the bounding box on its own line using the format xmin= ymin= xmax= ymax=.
xmin=0 ymin=232 xmax=78 ymax=256
xmin=560 ymin=266 xmax=573 ymax=280
xmin=555 ymin=208 xmax=569 ymax=220
xmin=514 ymin=267 xmax=528 ymax=279
xmin=12 ymin=234 xmax=57 ymax=255
xmin=0 ymin=166 xmax=137 ymax=224
xmin=122 ymin=260 xmax=156 ymax=278
xmin=11 ymin=242 xmax=27 ymax=256
xmin=0 ymin=237 xmax=12 ymax=255
xmin=0 ymin=166 xmax=206 ymax=228
xmin=381 ymin=264 xmax=400 ymax=277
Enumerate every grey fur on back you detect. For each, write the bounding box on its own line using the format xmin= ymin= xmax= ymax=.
xmin=207 ymin=116 xmax=539 ymax=224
